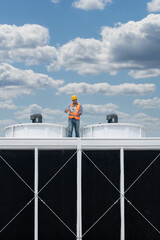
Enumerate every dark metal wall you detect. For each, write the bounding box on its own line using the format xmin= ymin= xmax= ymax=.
xmin=38 ymin=150 xmax=77 ymax=240
xmin=82 ymin=150 xmax=120 ymax=240
xmin=0 ymin=149 xmax=160 ymax=240
xmin=124 ymin=150 xmax=160 ymax=240
xmin=0 ymin=150 xmax=34 ymax=240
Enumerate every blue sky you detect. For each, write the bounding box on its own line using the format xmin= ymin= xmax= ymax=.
xmin=0 ymin=0 xmax=160 ymax=136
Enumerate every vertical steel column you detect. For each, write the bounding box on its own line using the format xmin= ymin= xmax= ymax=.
xmin=120 ymin=148 xmax=125 ymax=240
xmin=34 ymin=147 xmax=38 ymax=240
xmin=77 ymin=139 xmax=82 ymax=240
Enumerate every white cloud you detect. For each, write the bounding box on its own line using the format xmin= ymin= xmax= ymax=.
xmin=0 ymin=24 xmax=48 ymax=48
xmin=51 ymin=0 xmax=60 ymax=3
xmin=0 ymin=63 xmax=63 ymax=100
xmin=0 ymin=100 xmax=17 ymax=110
xmin=15 ymin=104 xmax=43 ymax=120
xmin=0 ymin=63 xmax=63 ymax=89
xmin=1 ymin=16 xmax=160 ymax=80
xmin=0 ymin=24 xmax=49 ymax=49
xmin=15 ymin=104 xmax=64 ymax=121
xmin=147 ymin=0 xmax=160 ymax=12
xmin=0 ymin=86 xmax=32 ymax=100
xmin=2 ymin=16 xmax=160 ymax=78
xmin=72 ymin=0 xmax=112 ymax=10
xmin=56 ymin=82 xmax=155 ymax=96
xmin=55 ymin=37 xmax=108 ymax=75
xmin=83 ymin=103 xmax=118 ymax=115
xmin=0 ymin=24 xmax=57 ymax=65
xmin=50 ymin=14 xmax=160 ymax=77
xmin=129 ymin=69 xmax=160 ymax=79
xmin=8 ymin=46 xmax=57 ymax=65
xmin=133 ymin=113 xmax=160 ymax=130
xmin=133 ymin=97 xmax=160 ymax=108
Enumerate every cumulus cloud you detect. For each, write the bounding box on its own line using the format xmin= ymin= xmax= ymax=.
xmin=72 ymin=0 xmax=112 ymax=10
xmin=49 ymin=14 xmax=160 ymax=77
xmin=133 ymin=113 xmax=160 ymax=132
xmin=15 ymin=104 xmax=64 ymax=121
xmin=83 ymin=103 xmax=118 ymax=115
xmin=0 ymin=100 xmax=17 ymax=110
xmin=2 ymin=16 xmax=160 ymax=78
xmin=0 ymin=24 xmax=49 ymax=49
xmin=15 ymin=104 xmax=43 ymax=120
xmin=147 ymin=0 xmax=160 ymax=12
xmin=54 ymin=37 xmax=108 ymax=75
xmin=0 ymin=23 xmax=57 ymax=69
xmin=0 ymin=24 xmax=57 ymax=65
xmin=133 ymin=97 xmax=160 ymax=108
xmin=0 ymin=86 xmax=32 ymax=100
xmin=129 ymin=69 xmax=160 ymax=79
xmin=0 ymin=63 xmax=63 ymax=100
xmin=56 ymin=82 xmax=155 ymax=96
xmin=0 ymin=63 xmax=63 ymax=88
xmin=100 ymin=14 xmax=160 ymax=67
xmin=8 ymin=46 xmax=57 ymax=65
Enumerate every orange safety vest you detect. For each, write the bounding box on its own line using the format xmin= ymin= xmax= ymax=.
xmin=68 ymin=103 xmax=80 ymax=120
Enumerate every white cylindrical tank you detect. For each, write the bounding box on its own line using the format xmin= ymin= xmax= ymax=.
xmin=81 ymin=123 xmax=146 ymax=138
xmin=4 ymin=123 xmax=67 ymax=138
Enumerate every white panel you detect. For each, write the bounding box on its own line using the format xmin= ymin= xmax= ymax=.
xmin=82 ymin=123 xmax=146 ymax=138
xmin=4 ymin=123 xmax=67 ymax=138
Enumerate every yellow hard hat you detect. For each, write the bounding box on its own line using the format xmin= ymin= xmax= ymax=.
xmin=71 ymin=95 xmax=77 ymax=100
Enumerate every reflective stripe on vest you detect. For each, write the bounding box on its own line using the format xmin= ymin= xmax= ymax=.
xmin=68 ymin=103 xmax=80 ymax=120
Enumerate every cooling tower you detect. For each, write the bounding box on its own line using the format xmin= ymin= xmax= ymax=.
xmin=0 ymin=122 xmax=160 ymax=240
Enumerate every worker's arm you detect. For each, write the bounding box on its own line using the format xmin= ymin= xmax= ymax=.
xmin=64 ymin=105 xmax=70 ymax=113
xmin=77 ymin=105 xmax=82 ymax=115
xmin=77 ymin=111 xmax=82 ymax=115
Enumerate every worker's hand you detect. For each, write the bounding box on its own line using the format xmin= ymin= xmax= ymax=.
xmin=77 ymin=111 xmax=82 ymax=115
xmin=65 ymin=108 xmax=70 ymax=113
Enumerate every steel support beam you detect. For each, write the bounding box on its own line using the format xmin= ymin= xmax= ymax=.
xmin=34 ymin=147 xmax=38 ymax=240
xmin=120 ymin=148 xmax=125 ymax=240
xmin=77 ymin=139 xmax=82 ymax=240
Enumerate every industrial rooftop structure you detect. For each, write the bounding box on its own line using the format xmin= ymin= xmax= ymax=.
xmin=0 ymin=115 xmax=160 ymax=240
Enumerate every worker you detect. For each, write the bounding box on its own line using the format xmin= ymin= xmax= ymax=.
xmin=65 ymin=95 xmax=82 ymax=137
